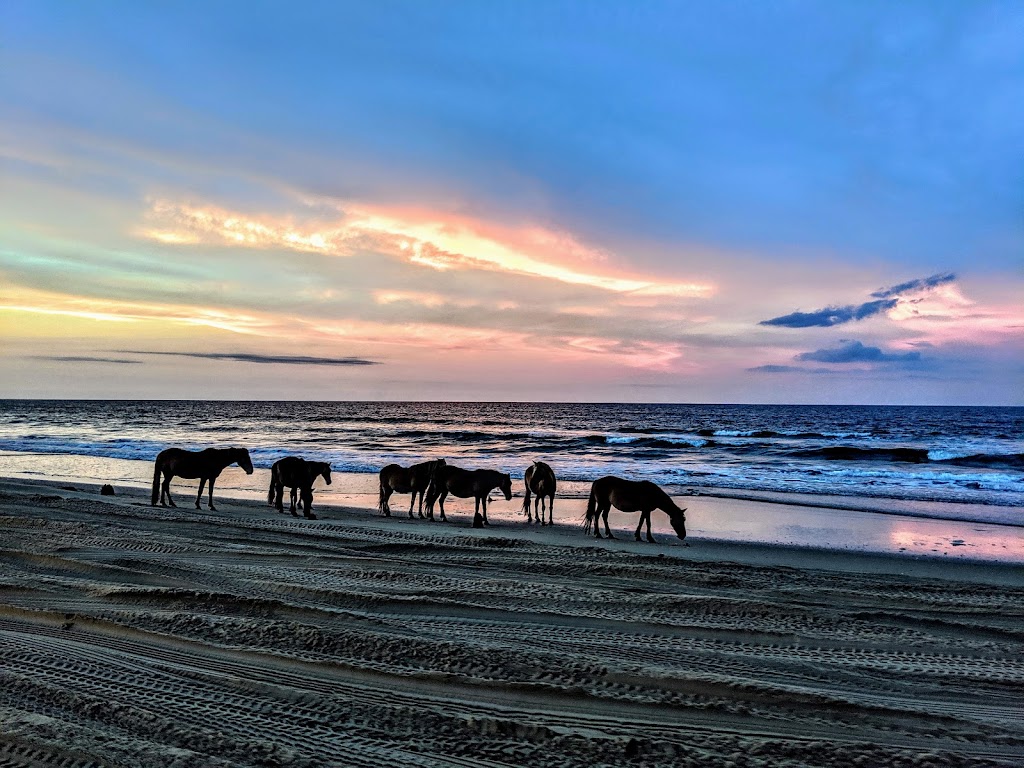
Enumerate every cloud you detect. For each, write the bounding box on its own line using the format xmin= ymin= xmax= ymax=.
xmin=760 ymin=272 xmax=959 ymax=328
xmin=120 ymin=351 xmax=378 ymax=366
xmin=747 ymin=364 xmax=834 ymax=374
xmin=33 ymin=355 xmax=141 ymax=365
xmin=759 ymin=299 xmax=897 ymax=328
xmin=870 ymin=272 xmax=956 ymax=299
xmin=140 ymin=200 xmax=715 ymax=298
xmin=795 ymin=340 xmax=921 ymax=364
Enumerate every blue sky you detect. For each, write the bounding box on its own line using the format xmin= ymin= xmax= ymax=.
xmin=1 ymin=1 xmax=1022 ymax=402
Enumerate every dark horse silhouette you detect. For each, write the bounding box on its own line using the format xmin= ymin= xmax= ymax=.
xmin=426 ymin=465 xmax=512 ymax=524
xmin=584 ymin=476 xmax=687 ymax=544
xmin=268 ymin=456 xmax=332 ymax=519
xmin=151 ymin=447 xmax=254 ymax=511
xmin=378 ymin=458 xmax=446 ymax=518
xmin=522 ymin=461 xmax=556 ymax=525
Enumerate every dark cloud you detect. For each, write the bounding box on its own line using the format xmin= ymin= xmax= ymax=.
xmin=33 ymin=355 xmax=141 ymax=365
xmin=871 ymin=272 xmax=956 ymax=299
xmin=120 ymin=351 xmax=379 ymax=366
xmin=759 ymin=299 xmax=897 ymax=328
xmin=795 ymin=340 xmax=921 ymax=364
xmin=760 ymin=272 xmax=958 ymax=328
xmin=747 ymin=364 xmax=834 ymax=374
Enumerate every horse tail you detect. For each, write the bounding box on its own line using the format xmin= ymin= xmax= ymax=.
xmin=267 ymin=468 xmax=276 ymax=506
xmin=151 ymin=459 xmax=161 ymax=506
xmin=583 ymin=483 xmax=598 ymax=534
xmin=521 ymin=483 xmax=532 ymax=516
xmin=377 ymin=478 xmax=386 ymax=514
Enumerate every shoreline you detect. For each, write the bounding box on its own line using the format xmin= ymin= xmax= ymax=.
xmin=7 ymin=476 xmax=1024 ymax=585
xmin=2 ymin=445 xmax=1021 ymax=563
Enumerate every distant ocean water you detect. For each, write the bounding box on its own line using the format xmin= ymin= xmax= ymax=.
xmin=1 ymin=401 xmax=1021 ymax=518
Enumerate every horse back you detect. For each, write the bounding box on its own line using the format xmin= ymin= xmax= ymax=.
xmin=529 ymin=462 xmax=556 ymax=495
xmin=380 ymin=464 xmax=413 ymax=493
xmin=273 ymin=456 xmax=307 ymax=487
xmin=156 ymin=447 xmax=203 ymax=478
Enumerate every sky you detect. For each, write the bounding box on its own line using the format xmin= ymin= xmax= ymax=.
xmin=1 ymin=1 xmax=1022 ymax=404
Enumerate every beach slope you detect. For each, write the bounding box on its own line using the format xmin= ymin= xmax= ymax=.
xmin=1 ymin=478 xmax=1022 ymax=767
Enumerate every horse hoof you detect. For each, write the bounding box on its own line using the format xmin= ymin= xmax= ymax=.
xmin=209 ymin=506 xmax=217 ymax=512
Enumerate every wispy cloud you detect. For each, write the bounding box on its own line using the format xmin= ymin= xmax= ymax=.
xmin=33 ymin=355 xmax=141 ymax=365
xmin=759 ymin=299 xmax=897 ymax=328
xmin=140 ymin=200 xmax=715 ymax=299
xmin=870 ymin=272 xmax=956 ymax=300
xmin=795 ymin=340 xmax=921 ymax=364
xmin=747 ymin=364 xmax=835 ymax=374
xmin=119 ymin=351 xmax=379 ymax=366
xmin=760 ymin=272 xmax=958 ymax=329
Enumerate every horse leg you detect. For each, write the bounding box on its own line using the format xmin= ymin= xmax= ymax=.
xmin=634 ymin=512 xmax=645 ymax=542
xmin=482 ymin=495 xmax=489 ymax=525
xmin=382 ymin=486 xmax=392 ymax=517
xmin=409 ymin=491 xmax=417 ymax=519
xmin=417 ymin=490 xmax=426 ymax=519
xmin=602 ymin=504 xmax=615 ymax=539
xmin=645 ymin=509 xmax=657 ymax=543
xmin=537 ymin=497 xmax=545 ymax=526
xmin=196 ymin=479 xmax=206 ymax=510
xmin=438 ymin=491 xmax=447 ymax=522
xmin=208 ymin=477 xmax=217 ymax=511
xmin=161 ymin=473 xmax=176 ymax=507
xmin=275 ymin=482 xmax=284 ymax=513
xmin=547 ymin=495 xmax=554 ymax=526
xmin=290 ymin=487 xmax=299 ymax=517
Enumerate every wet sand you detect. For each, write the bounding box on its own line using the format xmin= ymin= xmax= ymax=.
xmin=1 ymin=476 xmax=1023 ymax=767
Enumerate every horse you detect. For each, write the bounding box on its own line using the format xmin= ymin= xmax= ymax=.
xmin=268 ymin=456 xmax=332 ymax=519
xmin=151 ymin=447 xmax=254 ymax=511
xmin=378 ymin=458 xmax=446 ymax=518
xmin=425 ymin=465 xmax=512 ymax=524
xmin=522 ymin=461 xmax=556 ymax=525
xmin=583 ymin=476 xmax=687 ymax=544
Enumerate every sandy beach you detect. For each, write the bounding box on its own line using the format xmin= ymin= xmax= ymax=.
xmin=1 ymin=476 xmax=1022 ymax=767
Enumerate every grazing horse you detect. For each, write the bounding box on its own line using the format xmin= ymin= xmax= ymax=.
xmin=378 ymin=458 xmax=446 ymax=518
xmin=151 ymin=447 xmax=254 ymax=511
xmin=268 ymin=456 xmax=332 ymax=519
xmin=584 ymin=476 xmax=687 ymax=544
xmin=522 ymin=461 xmax=556 ymax=525
xmin=426 ymin=465 xmax=513 ymax=524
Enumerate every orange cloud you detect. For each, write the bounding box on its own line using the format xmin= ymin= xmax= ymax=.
xmin=140 ymin=199 xmax=715 ymax=299
xmin=0 ymin=287 xmax=277 ymax=336
xmin=888 ymin=284 xmax=1024 ymax=345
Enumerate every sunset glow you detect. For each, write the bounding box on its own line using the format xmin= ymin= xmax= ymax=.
xmin=1 ymin=3 xmax=1020 ymax=402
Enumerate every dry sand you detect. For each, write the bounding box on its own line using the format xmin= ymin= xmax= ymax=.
xmin=1 ymin=477 xmax=1022 ymax=767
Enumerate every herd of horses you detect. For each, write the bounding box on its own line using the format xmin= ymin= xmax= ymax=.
xmin=150 ymin=447 xmax=688 ymax=543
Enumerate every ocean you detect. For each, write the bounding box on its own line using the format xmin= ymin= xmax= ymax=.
xmin=1 ymin=400 xmax=1021 ymax=515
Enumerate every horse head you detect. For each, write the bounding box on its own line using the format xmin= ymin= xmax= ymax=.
xmin=320 ymin=464 xmax=333 ymax=485
xmin=235 ymin=448 xmax=254 ymax=475
xmin=669 ymin=506 xmax=687 ymax=541
xmin=500 ymin=473 xmax=513 ymax=501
